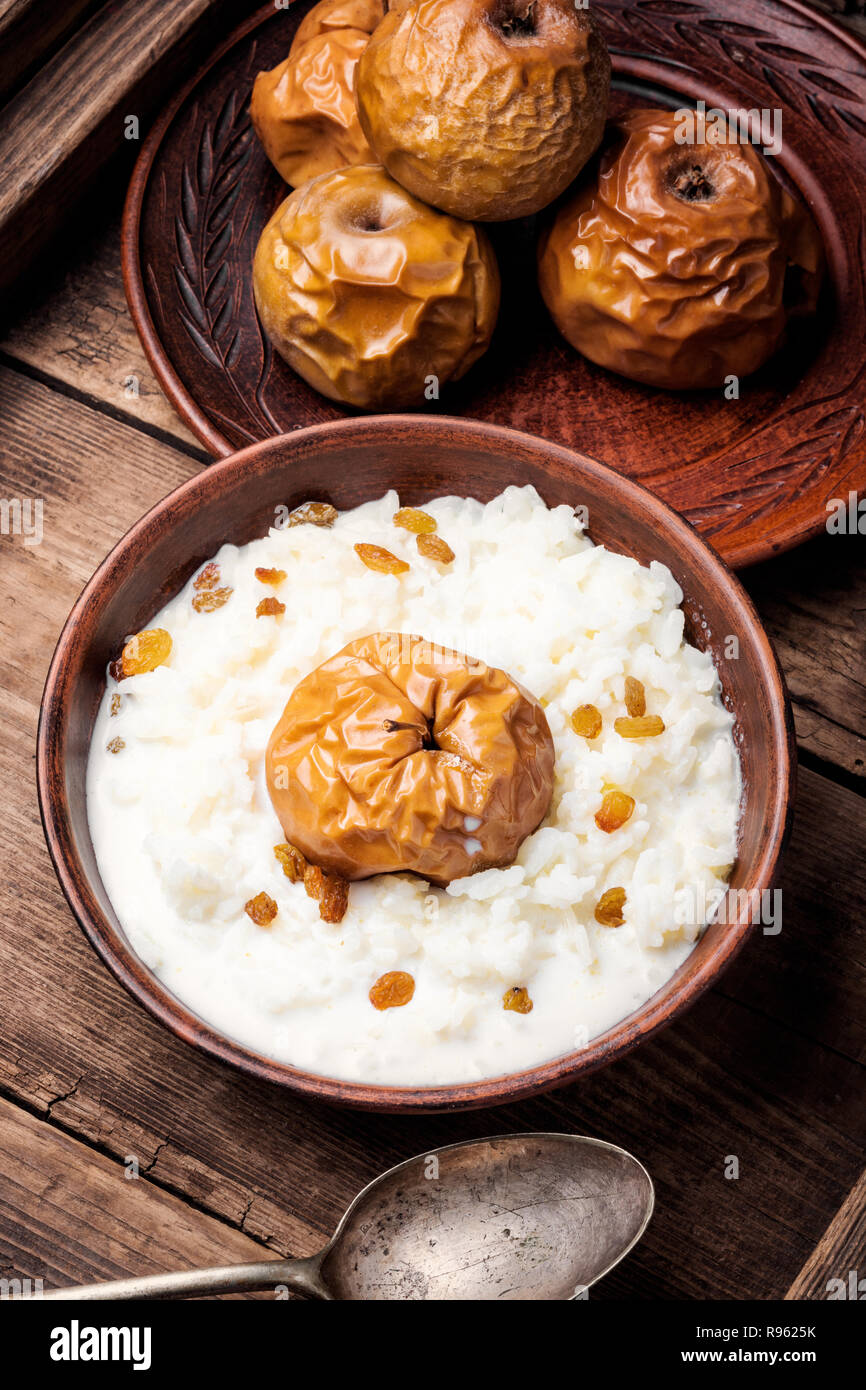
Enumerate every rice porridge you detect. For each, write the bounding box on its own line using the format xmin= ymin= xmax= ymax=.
xmin=86 ymin=485 xmax=741 ymax=1085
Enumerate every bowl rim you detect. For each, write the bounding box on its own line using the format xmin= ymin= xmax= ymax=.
xmin=37 ymin=415 xmax=796 ymax=1112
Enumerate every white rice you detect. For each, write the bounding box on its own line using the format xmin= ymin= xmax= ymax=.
xmin=86 ymin=485 xmax=741 ymax=1085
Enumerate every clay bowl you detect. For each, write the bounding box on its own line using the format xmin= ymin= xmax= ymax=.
xmin=38 ymin=417 xmax=794 ymax=1113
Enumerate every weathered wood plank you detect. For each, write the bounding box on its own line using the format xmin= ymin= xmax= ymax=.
xmin=785 ymin=1168 xmax=866 ymax=1301
xmin=718 ymin=769 xmax=866 ymax=1067
xmin=0 ymin=0 xmax=252 ymax=300
xmin=0 ymin=1096 xmax=275 ymax=1297
xmin=747 ymin=535 xmax=866 ymax=783
xmin=0 ymin=0 xmax=104 ymax=108
xmin=0 ymin=214 xmax=204 ymax=455
xmin=0 ymin=364 xmax=863 ymax=1299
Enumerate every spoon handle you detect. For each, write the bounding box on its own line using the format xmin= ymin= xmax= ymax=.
xmin=42 ymin=1255 xmax=330 ymax=1301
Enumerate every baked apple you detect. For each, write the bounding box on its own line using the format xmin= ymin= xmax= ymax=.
xmin=251 ymin=0 xmax=383 ymax=187
xmin=355 ymin=0 xmax=611 ymax=221
xmin=267 ymin=632 xmax=555 ymax=883
xmin=538 ymin=108 xmax=824 ymax=389
xmin=252 ymin=164 xmax=500 ymax=409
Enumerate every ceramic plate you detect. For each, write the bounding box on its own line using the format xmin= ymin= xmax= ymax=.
xmin=122 ymin=0 xmax=866 ymax=566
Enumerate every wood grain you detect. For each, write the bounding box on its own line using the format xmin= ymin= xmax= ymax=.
xmin=785 ymin=1168 xmax=866 ymax=1300
xmin=0 ymin=0 xmax=104 ymax=107
xmin=0 ymin=0 xmax=252 ymax=302
xmin=0 ymin=215 xmax=204 ymax=454
xmin=0 ymin=364 xmax=863 ymax=1294
xmin=0 ymin=1097 xmax=273 ymax=1297
xmin=748 ymin=536 xmax=866 ymax=781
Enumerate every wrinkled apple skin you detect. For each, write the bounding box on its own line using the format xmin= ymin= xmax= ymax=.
xmin=355 ymin=0 xmax=611 ymax=222
xmin=252 ymin=164 xmax=500 ymax=410
xmin=267 ymin=632 xmax=555 ymax=883
xmin=251 ymin=0 xmax=383 ymax=187
xmin=538 ymin=108 xmax=824 ymax=389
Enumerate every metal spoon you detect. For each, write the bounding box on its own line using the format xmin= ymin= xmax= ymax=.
xmin=44 ymin=1132 xmax=653 ymax=1301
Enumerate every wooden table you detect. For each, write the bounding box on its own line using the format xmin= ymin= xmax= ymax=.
xmin=1 ymin=170 xmax=864 ymax=1301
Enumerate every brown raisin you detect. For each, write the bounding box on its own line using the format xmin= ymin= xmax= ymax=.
xmin=570 ymin=704 xmax=602 ymax=739
xmin=614 ymin=715 xmax=665 ymax=739
xmin=255 ymin=566 xmax=287 ymax=586
xmin=304 ymin=864 xmax=325 ymax=901
xmin=319 ymin=873 xmax=349 ymax=924
xmin=303 ymin=863 xmax=349 ymax=922
xmin=369 ymin=971 xmax=415 ymax=1010
xmin=624 ymin=676 xmax=646 ymax=717
xmin=594 ymin=887 xmax=627 ymax=927
xmin=288 ymin=501 xmax=338 ymax=528
xmin=256 ymin=596 xmax=286 ymax=618
xmin=245 ymin=892 xmax=278 ymax=927
xmin=193 ymin=562 xmax=221 ymax=591
xmin=120 ymin=628 xmax=172 ymax=677
xmin=595 ymin=790 xmax=635 ymax=833
xmin=503 ymin=986 xmax=533 ymax=1014
xmin=192 ymin=587 xmax=233 ymax=613
xmin=274 ymin=843 xmax=306 ymax=883
xmin=416 ymin=533 xmax=455 ymax=564
xmin=106 ymin=737 xmax=125 ymax=754
xmin=393 ymin=507 xmax=436 ymax=534
xmin=354 ymin=543 xmax=410 ymax=575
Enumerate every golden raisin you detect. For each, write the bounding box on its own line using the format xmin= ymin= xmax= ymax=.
xmin=303 ymin=863 xmax=349 ymax=922
xmin=245 ymin=892 xmax=278 ymax=927
xmin=255 ymin=566 xmax=287 ymax=586
xmin=354 ymin=543 xmax=410 ymax=575
xmin=110 ymin=694 xmax=122 ymax=716
xmin=416 ymin=533 xmax=455 ymax=564
xmin=304 ymin=863 xmax=325 ymax=901
xmin=503 ymin=986 xmax=533 ymax=1014
xmin=595 ymin=790 xmax=635 ymax=833
xmin=319 ymin=873 xmax=349 ymax=924
xmin=570 ymin=704 xmax=602 ymax=739
xmin=370 ymin=971 xmax=415 ymax=1010
xmin=288 ymin=501 xmax=338 ymax=528
xmin=274 ymin=843 xmax=306 ymax=883
xmin=256 ymin=596 xmax=286 ymax=618
xmin=192 ymin=587 xmax=233 ymax=613
xmin=614 ymin=715 xmax=665 ymax=739
xmin=624 ymin=676 xmax=646 ymax=717
xmin=193 ymin=562 xmax=221 ymax=591
xmin=594 ymin=887 xmax=627 ymax=927
xmin=106 ymin=737 xmax=125 ymax=754
xmin=120 ymin=628 xmax=172 ymax=677
xmin=393 ymin=507 xmax=436 ymax=534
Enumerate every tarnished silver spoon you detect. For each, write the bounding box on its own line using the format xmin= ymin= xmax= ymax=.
xmin=44 ymin=1132 xmax=653 ymax=1301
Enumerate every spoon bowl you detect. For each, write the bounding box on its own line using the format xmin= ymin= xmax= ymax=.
xmin=43 ymin=1133 xmax=653 ymax=1301
xmin=322 ymin=1133 xmax=654 ymax=1301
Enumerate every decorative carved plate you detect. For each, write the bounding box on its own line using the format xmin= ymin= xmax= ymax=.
xmin=122 ymin=0 xmax=866 ymax=567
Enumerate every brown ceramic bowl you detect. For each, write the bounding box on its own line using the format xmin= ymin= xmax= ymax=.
xmin=37 ymin=417 xmax=794 ymax=1112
